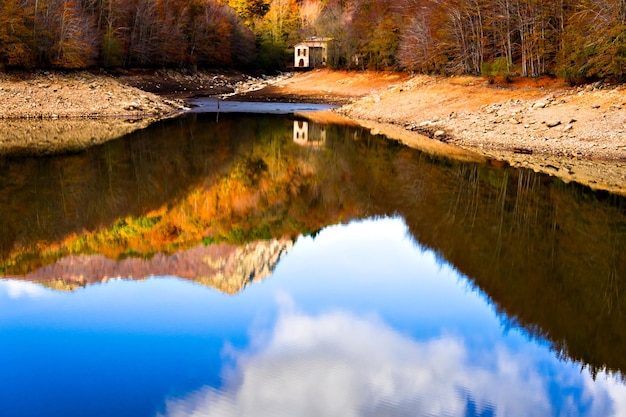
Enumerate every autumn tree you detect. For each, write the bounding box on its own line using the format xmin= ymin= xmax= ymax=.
xmin=558 ymin=0 xmax=626 ymax=82
xmin=313 ymin=0 xmax=346 ymax=67
xmin=0 ymin=0 xmax=258 ymax=69
xmin=0 ymin=0 xmax=624 ymax=80
xmin=124 ymin=0 xmax=158 ymax=66
xmin=188 ymin=0 xmax=233 ymax=65
xmin=254 ymin=0 xmax=298 ymax=69
xmin=152 ymin=0 xmax=189 ymax=66
xmin=221 ymin=5 xmax=256 ymax=66
xmin=99 ymin=0 xmax=124 ymax=66
xmin=298 ymin=0 xmax=322 ymax=36
xmin=398 ymin=2 xmax=444 ymax=72
xmin=51 ymin=0 xmax=98 ymax=67
xmin=0 ymin=0 xmax=35 ymax=67
xmin=397 ymin=0 xmax=579 ymax=78
xmin=227 ymin=0 xmax=269 ymax=29
xmin=262 ymin=0 xmax=299 ymax=44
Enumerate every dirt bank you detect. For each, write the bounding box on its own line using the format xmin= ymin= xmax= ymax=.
xmin=0 ymin=70 xmax=183 ymax=119
xmin=260 ymin=70 xmax=626 ymax=195
xmin=237 ymin=70 xmax=410 ymax=105
xmin=113 ymin=68 xmax=291 ymax=100
xmin=0 ymin=69 xmax=284 ymax=156
xmin=0 ymin=70 xmax=184 ymax=156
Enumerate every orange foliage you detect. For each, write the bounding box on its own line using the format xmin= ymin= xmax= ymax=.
xmin=0 ymin=0 xmax=254 ymax=68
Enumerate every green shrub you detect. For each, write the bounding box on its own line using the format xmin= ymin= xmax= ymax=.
xmin=481 ymin=57 xmax=513 ymax=83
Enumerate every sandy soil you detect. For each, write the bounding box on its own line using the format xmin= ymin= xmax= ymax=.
xmin=264 ymin=70 xmax=626 ymax=195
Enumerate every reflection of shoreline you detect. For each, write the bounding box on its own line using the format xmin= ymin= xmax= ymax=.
xmin=2 ymin=238 xmax=292 ymax=295
xmin=0 ymin=118 xmax=165 ymax=157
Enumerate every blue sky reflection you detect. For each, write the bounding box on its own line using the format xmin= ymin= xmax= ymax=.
xmin=160 ymin=298 xmax=626 ymax=417
xmin=161 ymin=218 xmax=626 ymax=417
xmin=1 ymin=217 xmax=625 ymax=417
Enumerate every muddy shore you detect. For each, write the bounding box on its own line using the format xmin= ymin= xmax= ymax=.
xmin=1 ymin=68 xmax=624 ymax=195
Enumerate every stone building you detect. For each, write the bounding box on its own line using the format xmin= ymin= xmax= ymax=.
xmin=294 ymin=37 xmax=332 ymax=69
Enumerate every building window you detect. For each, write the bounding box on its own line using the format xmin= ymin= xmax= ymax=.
xmin=303 ymin=49 xmax=307 ymax=57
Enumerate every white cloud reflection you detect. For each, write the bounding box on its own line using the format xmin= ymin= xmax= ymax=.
xmin=160 ymin=300 xmax=626 ymax=417
xmin=0 ymin=279 xmax=51 ymax=299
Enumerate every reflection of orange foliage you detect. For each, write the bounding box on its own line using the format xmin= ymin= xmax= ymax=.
xmin=231 ymin=189 xmax=263 ymax=214
xmin=0 ymin=117 xmax=366 ymax=274
xmin=38 ymin=143 xmax=359 ymax=263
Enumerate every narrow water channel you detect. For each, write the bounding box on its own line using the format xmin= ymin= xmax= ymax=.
xmin=1 ymin=112 xmax=625 ymax=416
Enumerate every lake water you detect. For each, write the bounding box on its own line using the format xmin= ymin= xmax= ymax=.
xmin=1 ymin=112 xmax=625 ymax=417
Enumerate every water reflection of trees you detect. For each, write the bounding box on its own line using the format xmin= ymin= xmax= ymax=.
xmin=374 ymin=149 xmax=626 ymax=378
xmin=1 ymin=115 xmax=237 ymax=271
xmin=0 ymin=114 xmax=365 ymax=274
xmin=1 ymin=113 xmax=626 ymax=377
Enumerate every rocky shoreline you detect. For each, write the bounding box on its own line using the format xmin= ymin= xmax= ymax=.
xmin=0 ymin=70 xmax=182 ymax=119
xmin=0 ymin=69 xmax=288 ymax=155
xmin=0 ymin=68 xmax=624 ymax=194
xmin=261 ymin=71 xmax=626 ymax=195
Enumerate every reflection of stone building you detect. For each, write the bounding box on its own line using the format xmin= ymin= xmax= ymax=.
xmin=293 ymin=120 xmax=326 ymax=148
xmin=294 ymin=37 xmax=332 ymax=69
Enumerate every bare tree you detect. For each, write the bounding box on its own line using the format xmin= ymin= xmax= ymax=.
xmin=53 ymin=0 xmax=98 ymax=67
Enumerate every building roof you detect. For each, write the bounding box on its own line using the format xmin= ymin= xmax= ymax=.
xmin=295 ymin=37 xmax=333 ymax=47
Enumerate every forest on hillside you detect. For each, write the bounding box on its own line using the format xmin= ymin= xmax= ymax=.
xmin=0 ymin=0 xmax=624 ymax=80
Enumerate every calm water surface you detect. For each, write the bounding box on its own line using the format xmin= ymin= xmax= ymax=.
xmin=1 ymin=112 xmax=625 ymax=417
